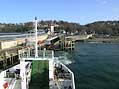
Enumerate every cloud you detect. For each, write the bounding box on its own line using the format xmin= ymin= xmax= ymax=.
xmin=96 ymin=0 xmax=108 ymax=5
xmin=102 ymin=1 xmax=107 ymax=5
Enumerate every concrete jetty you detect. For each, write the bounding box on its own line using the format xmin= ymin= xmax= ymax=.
xmin=0 ymin=46 xmax=25 ymax=70
xmin=67 ymin=34 xmax=93 ymax=41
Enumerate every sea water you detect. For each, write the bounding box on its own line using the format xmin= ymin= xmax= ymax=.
xmin=69 ymin=42 xmax=119 ymax=89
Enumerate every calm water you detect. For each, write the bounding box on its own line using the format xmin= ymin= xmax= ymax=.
xmin=68 ymin=42 xmax=119 ymax=89
xmin=0 ymin=33 xmax=22 ymax=40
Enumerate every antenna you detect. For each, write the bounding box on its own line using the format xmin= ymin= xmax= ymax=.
xmin=35 ymin=17 xmax=38 ymax=58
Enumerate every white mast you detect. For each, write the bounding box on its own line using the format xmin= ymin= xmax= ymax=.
xmin=35 ymin=17 xmax=38 ymax=58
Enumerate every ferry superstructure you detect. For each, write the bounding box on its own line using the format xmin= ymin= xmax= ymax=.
xmin=0 ymin=17 xmax=75 ymax=89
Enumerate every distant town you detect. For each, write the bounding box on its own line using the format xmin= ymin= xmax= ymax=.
xmin=0 ymin=20 xmax=119 ymax=36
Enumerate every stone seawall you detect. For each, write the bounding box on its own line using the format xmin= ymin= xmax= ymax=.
xmin=86 ymin=37 xmax=119 ymax=43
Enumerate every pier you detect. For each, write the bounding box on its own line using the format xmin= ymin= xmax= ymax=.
xmin=0 ymin=46 xmax=24 ymax=70
xmin=64 ymin=37 xmax=75 ymax=51
xmin=0 ymin=34 xmax=76 ymax=70
xmin=67 ymin=34 xmax=93 ymax=41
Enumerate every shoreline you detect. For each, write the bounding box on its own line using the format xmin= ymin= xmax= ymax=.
xmin=85 ymin=37 xmax=119 ymax=43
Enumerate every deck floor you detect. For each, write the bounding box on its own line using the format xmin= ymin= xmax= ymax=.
xmin=29 ymin=60 xmax=49 ymax=89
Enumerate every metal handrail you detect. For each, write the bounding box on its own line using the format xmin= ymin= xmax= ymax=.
xmin=55 ymin=60 xmax=75 ymax=89
xmin=18 ymin=49 xmax=53 ymax=59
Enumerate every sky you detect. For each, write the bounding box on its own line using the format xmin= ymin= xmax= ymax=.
xmin=0 ymin=0 xmax=119 ymax=25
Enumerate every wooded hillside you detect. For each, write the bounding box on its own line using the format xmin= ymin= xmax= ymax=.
xmin=0 ymin=20 xmax=119 ymax=36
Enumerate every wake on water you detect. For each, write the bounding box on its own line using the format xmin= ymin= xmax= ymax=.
xmin=54 ymin=51 xmax=74 ymax=65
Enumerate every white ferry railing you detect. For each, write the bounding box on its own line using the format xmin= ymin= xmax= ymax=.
xmin=18 ymin=49 xmax=53 ymax=59
xmin=18 ymin=49 xmax=75 ymax=89
xmin=54 ymin=60 xmax=75 ymax=89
